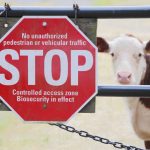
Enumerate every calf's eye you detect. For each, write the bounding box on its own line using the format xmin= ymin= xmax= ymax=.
xmin=138 ymin=53 xmax=142 ymax=57
xmin=110 ymin=53 xmax=114 ymax=57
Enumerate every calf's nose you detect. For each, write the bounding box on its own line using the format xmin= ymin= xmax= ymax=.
xmin=117 ymin=72 xmax=132 ymax=84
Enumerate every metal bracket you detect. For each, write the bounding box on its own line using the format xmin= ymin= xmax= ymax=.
xmin=0 ymin=3 xmax=10 ymax=16
xmin=4 ymin=3 xmax=11 ymax=28
xmin=73 ymin=2 xmax=79 ymax=25
xmin=0 ymin=3 xmax=11 ymax=27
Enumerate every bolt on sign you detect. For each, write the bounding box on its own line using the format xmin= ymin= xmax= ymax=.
xmin=0 ymin=16 xmax=97 ymax=122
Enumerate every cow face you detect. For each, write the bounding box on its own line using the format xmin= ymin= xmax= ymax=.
xmin=97 ymin=35 xmax=150 ymax=85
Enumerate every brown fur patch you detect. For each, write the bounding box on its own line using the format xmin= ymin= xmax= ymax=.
xmin=141 ymin=55 xmax=150 ymax=85
xmin=140 ymin=98 xmax=150 ymax=108
xmin=145 ymin=40 xmax=150 ymax=52
xmin=145 ymin=141 xmax=150 ymax=149
xmin=140 ymin=55 xmax=150 ymax=109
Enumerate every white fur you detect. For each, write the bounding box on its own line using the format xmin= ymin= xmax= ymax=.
xmin=109 ymin=35 xmax=146 ymax=84
xmin=127 ymin=97 xmax=150 ymax=140
xmin=109 ymin=35 xmax=150 ymax=141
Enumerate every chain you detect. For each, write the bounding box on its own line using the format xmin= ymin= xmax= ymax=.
xmin=49 ymin=123 xmax=144 ymax=150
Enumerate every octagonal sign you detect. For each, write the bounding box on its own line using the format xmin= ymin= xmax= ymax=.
xmin=0 ymin=16 xmax=97 ymax=122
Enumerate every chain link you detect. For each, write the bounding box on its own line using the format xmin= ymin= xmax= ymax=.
xmin=49 ymin=123 xmax=144 ymax=150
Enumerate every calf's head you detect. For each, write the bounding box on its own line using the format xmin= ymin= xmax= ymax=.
xmin=97 ymin=35 xmax=150 ymax=85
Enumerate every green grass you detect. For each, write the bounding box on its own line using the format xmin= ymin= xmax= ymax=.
xmin=94 ymin=0 xmax=123 ymax=6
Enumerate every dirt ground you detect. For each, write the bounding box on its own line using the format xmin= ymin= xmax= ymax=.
xmin=0 ymin=3 xmax=150 ymax=150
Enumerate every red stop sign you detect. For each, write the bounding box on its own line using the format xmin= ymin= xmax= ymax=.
xmin=0 ymin=16 xmax=97 ymax=122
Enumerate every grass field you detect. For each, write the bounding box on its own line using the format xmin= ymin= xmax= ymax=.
xmin=1 ymin=0 xmax=150 ymax=6
xmin=95 ymin=0 xmax=150 ymax=6
xmin=0 ymin=53 xmax=145 ymax=150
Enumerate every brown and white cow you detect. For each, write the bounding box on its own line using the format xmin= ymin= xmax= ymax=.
xmin=97 ymin=35 xmax=150 ymax=149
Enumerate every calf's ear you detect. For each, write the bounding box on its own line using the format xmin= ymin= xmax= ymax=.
xmin=145 ymin=40 xmax=150 ymax=52
xmin=97 ymin=37 xmax=109 ymax=52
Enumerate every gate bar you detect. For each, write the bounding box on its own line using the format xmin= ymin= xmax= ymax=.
xmin=97 ymin=85 xmax=150 ymax=97
xmin=0 ymin=6 xmax=150 ymax=18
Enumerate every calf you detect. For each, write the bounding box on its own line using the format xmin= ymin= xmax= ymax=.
xmin=97 ymin=35 xmax=150 ymax=149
